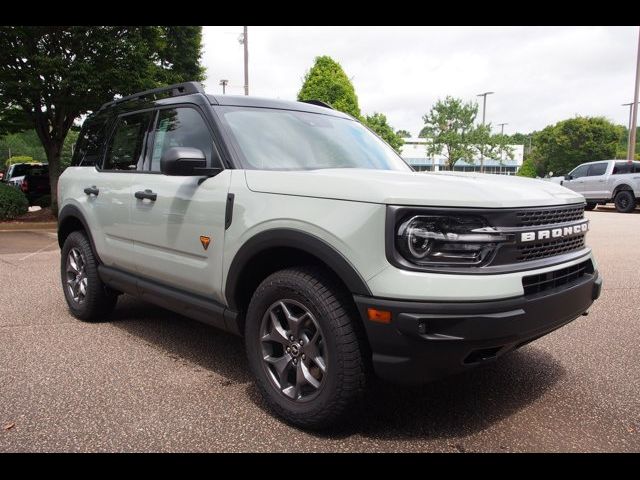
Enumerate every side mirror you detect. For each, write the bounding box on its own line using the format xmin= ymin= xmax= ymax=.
xmin=565 ymin=174 xmax=573 ymax=181
xmin=160 ymin=147 xmax=220 ymax=176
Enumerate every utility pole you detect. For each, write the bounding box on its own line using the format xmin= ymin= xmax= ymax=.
xmin=239 ymin=26 xmax=249 ymax=96
xmin=219 ymin=79 xmax=229 ymax=94
xmin=497 ymin=123 xmax=508 ymax=173
xmin=477 ymin=91 xmax=494 ymax=173
xmin=622 ymin=102 xmax=638 ymax=156
xmin=628 ymin=26 xmax=640 ymax=162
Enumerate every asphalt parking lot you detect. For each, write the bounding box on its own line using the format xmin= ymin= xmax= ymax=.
xmin=0 ymin=207 xmax=639 ymax=452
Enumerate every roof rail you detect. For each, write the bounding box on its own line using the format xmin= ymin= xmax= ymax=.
xmin=301 ymin=99 xmax=334 ymax=110
xmin=99 ymin=81 xmax=206 ymax=111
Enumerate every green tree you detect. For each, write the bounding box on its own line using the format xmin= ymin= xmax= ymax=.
xmin=418 ymin=126 xmax=429 ymax=138
xmin=5 ymin=155 xmax=38 ymax=166
xmin=421 ymin=96 xmax=478 ymax=170
xmin=517 ymin=158 xmax=537 ymax=178
xmin=473 ymin=126 xmax=514 ymax=166
xmin=0 ymin=26 xmax=204 ymax=209
xmin=364 ymin=113 xmax=404 ymax=153
xmin=297 ymin=56 xmax=361 ymax=118
xmin=396 ymin=129 xmax=411 ymax=138
xmin=1 ymin=130 xmax=46 ymax=167
xmin=615 ymin=126 xmax=640 ymax=160
xmin=506 ymin=132 xmax=530 ymax=145
xmin=530 ymin=117 xmax=623 ymax=175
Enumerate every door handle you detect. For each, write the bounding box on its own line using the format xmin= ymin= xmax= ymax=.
xmin=134 ymin=189 xmax=157 ymax=201
xmin=84 ymin=186 xmax=99 ymax=196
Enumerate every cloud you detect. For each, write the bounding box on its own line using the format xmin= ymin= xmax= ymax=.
xmin=202 ymin=26 xmax=639 ymax=136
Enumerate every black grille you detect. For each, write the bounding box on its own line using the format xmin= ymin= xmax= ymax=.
xmin=516 ymin=205 xmax=584 ymax=227
xmin=517 ymin=236 xmax=585 ymax=262
xmin=522 ymin=260 xmax=594 ymax=295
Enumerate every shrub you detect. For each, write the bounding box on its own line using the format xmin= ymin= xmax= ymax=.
xmin=33 ymin=194 xmax=52 ymax=208
xmin=4 ymin=156 xmax=38 ymax=167
xmin=0 ymin=183 xmax=29 ymax=221
xmin=517 ymin=158 xmax=537 ymax=178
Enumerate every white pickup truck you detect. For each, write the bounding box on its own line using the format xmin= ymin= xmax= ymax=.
xmin=561 ymin=160 xmax=640 ymax=213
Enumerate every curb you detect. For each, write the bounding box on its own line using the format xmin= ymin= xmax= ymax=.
xmin=0 ymin=222 xmax=57 ymax=232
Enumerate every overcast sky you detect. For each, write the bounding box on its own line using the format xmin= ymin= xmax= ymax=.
xmin=201 ymin=26 xmax=639 ymax=136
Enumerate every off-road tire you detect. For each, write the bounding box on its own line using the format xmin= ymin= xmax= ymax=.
xmin=245 ymin=266 xmax=368 ymax=429
xmin=61 ymin=231 xmax=118 ymax=322
xmin=614 ymin=190 xmax=636 ymax=213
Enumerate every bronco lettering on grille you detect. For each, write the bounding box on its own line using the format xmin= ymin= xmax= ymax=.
xmin=520 ymin=222 xmax=588 ymax=243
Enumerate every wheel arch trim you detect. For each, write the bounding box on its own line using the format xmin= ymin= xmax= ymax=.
xmin=57 ymin=204 xmax=103 ymax=264
xmin=224 ymin=228 xmax=372 ymax=311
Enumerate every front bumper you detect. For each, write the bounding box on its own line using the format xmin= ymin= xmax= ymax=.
xmin=354 ymin=270 xmax=602 ymax=384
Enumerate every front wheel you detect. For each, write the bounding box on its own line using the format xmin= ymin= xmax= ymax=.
xmin=245 ymin=266 xmax=368 ymax=429
xmin=614 ymin=190 xmax=636 ymax=213
xmin=584 ymin=203 xmax=597 ymax=211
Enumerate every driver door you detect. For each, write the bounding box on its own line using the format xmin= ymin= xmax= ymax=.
xmin=130 ymin=106 xmax=230 ymax=304
xmin=563 ymin=164 xmax=589 ymax=193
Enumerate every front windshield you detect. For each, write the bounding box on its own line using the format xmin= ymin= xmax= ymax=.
xmin=218 ymin=106 xmax=411 ymax=172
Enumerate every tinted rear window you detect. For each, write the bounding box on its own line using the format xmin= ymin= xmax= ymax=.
xmin=613 ymin=161 xmax=640 ymax=174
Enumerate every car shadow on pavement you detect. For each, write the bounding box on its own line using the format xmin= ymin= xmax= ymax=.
xmin=108 ymin=296 xmax=251 ymax=385
xmin=351 ymin=346 xmax=566 ymax=441
xmin=590 ymin=206 xmax=640 ymax=214
xmin=108 ymin=296 xmax=566 ymax=440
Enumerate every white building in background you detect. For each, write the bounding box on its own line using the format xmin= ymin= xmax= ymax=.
xmin=400 ymin=137 xmax=525 ymax=175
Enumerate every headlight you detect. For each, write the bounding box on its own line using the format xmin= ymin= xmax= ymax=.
xmin=396 ymin=215 xmax=510 ymax=267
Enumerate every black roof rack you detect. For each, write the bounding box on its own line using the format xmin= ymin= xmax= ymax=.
xmin=301 ymin=99 xmax=334 ymax=110
xmin=99 ymin=81 xmax=206 ymax=111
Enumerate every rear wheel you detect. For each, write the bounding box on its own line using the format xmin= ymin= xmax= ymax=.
xmin=245 ymin=266 xmax=368 ymax=429
xmin=614 ymin=190 xmax=636 ymax=213
xmin=61 ymin=231 xmax=118 ymax=321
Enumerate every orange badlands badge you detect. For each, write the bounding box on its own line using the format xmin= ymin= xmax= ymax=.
xmin=199 ymin=236 xmax=211 ymax=250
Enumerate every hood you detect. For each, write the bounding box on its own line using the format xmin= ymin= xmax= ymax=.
xmin=244 ymin=169 xmax=584 ymax=208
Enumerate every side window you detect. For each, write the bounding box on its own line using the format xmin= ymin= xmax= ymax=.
xmin=103 ymin=112 xmax=152 ymax=171
xmin=587 ymin=162 xmax=607 ymax=176
xmin=72 ymin=116 xmax=109 ymax=167
xmin=613 ymin=162 xmax=631 ymax=175
xmin=149 ymin=107 xmax=220 ymax=172
xmin=570 ymin=165 xmax=588 ymax=178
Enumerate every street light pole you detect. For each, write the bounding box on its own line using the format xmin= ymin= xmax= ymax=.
xmin=242 ymin=26 xmax=249 ymax=96
xmin=497 ymin=123 xmax=508 ymax=174
xmin=628 ymin=26 xmax=640 ymax=162
xmin=622 ymin=102 xmax=638 ymax=155
xmin=477 ymin=91 xmax=494 ymax=173
xmin=219 ymin=79 xmax=229 ymax=95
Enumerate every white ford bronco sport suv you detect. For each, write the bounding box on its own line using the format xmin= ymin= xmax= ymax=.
xmin=58 ymin=82 xmax=602 ymax=429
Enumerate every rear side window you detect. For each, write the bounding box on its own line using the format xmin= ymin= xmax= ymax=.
xmin=72 ymin=117 xmax=109 ymax=167
xmin=11 ymin=164 xmax=29 ymax=177
xmin=613 ymin=162 xmax=631 ymax=175
xmin=149 ymin=107 xmax=219 ymax=172
xmin=103 ymin=112 xmax=153 ymax=171
xmin=27 ymin=165 xmax=48 ymax=176
xmin=587 ymin=162 xmax=607 ymax=176
xmin=612 ymin=162 xmax=640 ymax=174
